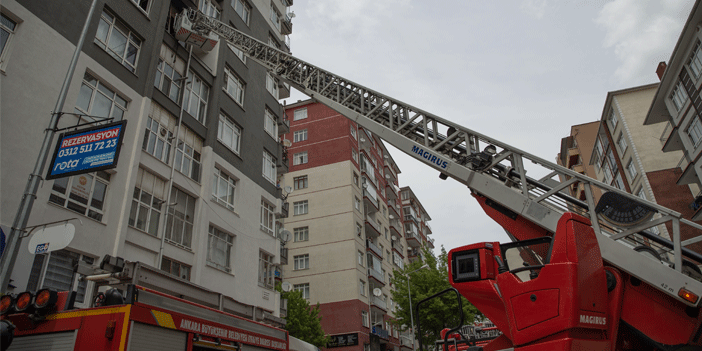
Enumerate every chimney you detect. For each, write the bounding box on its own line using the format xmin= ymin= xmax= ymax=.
xmin=656 ymin=61 xmax=667 ymax=81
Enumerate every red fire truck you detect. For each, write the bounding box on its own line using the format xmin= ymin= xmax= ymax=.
xmin=1 ymin=283 xmax=291 ymax=351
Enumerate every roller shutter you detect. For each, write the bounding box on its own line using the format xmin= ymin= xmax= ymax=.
xmin=127 ymin=322 xmax=187 ymax=351
xmin=7 ymin=330 xmax=76 ymax=351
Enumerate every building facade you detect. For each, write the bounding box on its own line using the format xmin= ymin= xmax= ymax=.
xmin=645 ymin=0 xmax=702 ymax=223
xmin=280 ymin=100 xmax=434 ymax=351
xmin=556 ymin=121 xmax=602 ymax=203
xmin=1 ymin=0 xmax=295 ymax=325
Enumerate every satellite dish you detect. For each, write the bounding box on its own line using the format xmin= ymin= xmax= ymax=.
xmin=27 ymin=223 xmax=75 ymax=254
xmin=279 ymin=229 xmax=292 ymax=243
xmin=391 ymin=235 xmax=397 ymax=241
xmin=389 ymin=215 xmax=395 ymax=219
xmin=373 ymin=288 xmax=382 ymax=297
xmin=282 ymin=139 xmax=292 ymax=147
xmin=284 ymin=186 xmax=293 ymax=194
xmin=282 ymin=282 xmax=292 ymax=292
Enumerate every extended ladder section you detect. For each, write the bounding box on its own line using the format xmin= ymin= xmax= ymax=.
xmin=183 ymin=10 xmax=702 ymax=306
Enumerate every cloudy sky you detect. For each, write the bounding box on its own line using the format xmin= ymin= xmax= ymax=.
xmin=282 ymin=0 xmax=695 ymax=254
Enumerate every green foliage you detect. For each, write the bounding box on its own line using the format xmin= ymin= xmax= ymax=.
xmin=278 ymin=287 xmax=330 ymax=347
xmin=390 ymin=246 xmax=479 ymax=348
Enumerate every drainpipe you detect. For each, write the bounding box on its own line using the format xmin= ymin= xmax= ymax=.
xmin=156 ymin=45 xmax=193 ymax=267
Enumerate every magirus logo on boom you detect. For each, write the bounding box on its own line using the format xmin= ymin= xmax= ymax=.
xmin=411 ymin=146 xmax=448 ymax=169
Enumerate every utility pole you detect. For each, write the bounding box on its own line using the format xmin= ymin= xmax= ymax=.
xmin=0 ymin=0 xmax=100 ymax=292
xmin=403 ymin=264 xmax=428 ymax=351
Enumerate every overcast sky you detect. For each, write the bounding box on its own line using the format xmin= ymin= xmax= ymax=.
xmin=282 ymin=0 xmax=695 ymax=254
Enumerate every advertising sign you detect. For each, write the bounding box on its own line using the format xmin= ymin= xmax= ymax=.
xmin=327 ymin=333 xmax=359 ymax=348
xmin=47 ymin=120 xmax=127 ymax=180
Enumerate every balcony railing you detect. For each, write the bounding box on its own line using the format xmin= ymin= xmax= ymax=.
xmin=280 ymin=247 xmax=288 ymax=265
xmin=404 ymin=214 xmax=418 ymax=225
xmin=368 ymin=268 xmax=384 ymax=284
xmin=371 ymin=326 xmax=390 ymax=340
xmin=366 ymin=240 xmax=383 ymax=258
xmin=371 ymin=296 xmax=387 ymax=310
xmin=365 ymin=217 xmax=381 ymax=236
xmin=363 ymin=188 xmax=379 ymax=210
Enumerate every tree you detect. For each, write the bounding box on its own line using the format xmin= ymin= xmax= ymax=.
xmin=390 ymin=246 xmax=479 ymax=349
xmin=279 ymin=288 xmax=330 ymax=347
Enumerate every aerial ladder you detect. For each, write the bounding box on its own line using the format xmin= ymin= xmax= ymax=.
xmin=178 ymin=9 xmax=702 ymax=350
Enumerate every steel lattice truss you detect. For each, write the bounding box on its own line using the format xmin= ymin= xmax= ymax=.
xmin=187 ymin=9 xmax=702 ymax=305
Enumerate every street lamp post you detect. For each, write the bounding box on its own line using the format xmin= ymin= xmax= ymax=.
xmin=404 ymin=264 xmax=429 ymax=351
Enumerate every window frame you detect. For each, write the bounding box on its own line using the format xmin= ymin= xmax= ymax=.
xmin=293 ymin=254 xmax=309 ymax=270
xmin=626 ymin=160 xmax=638 ymax=180
xmin=266 ymin=73 xmax=279 ymax=98
xmin=174 ymin=127 xmax=202 ymax=182
xmin=670 ymin=81 xmax=689 ymax=111
xmin=294 ymin=108 xmax=307 ymax=121
xmin=294 ymin=227 xmax=309 ymax=242
xmin=199 ymin=0 xmax=221 ymax=19
xmin=260 ymin=200 xmax=275 ymax=235
xmin=608 ymin=109 xmax=618 ymax=129
xmin=218 ymin=113 xmax=242 ymax=154
xmin=259 ymin=251 xmax=274 ymax=289
xmin=75 ymin=72 xmax=128 ymax=122
xmin=293 ymin=200 xmax=308 ymax=216
xmin=617 ymin=133 xmax=628 ymax=153
xmin=161 ymin=256 xmax=191 ymax=280
xmin=129 ymin=168 xmax=166 ymax=236
xmin=49 ymin=171 xmax=110 ymax=222
xmin=143 ymin=116 xmax=173 ymax=163
xmin=0 ymin=13 xmax=18 ymax=69
xmin=154 ymin=57 xmax=182 ymax=102
xmin=293 ymin=175 xmax=308 ymax=190
xmin=223 ymin=66 xmax=245 ymax=106
xmin=165 ymin=187 xmax=196 ymax=249
xmin=264 ymin=108 xmax=277 ymax=139
xmin=27 ymin=250 xmax=94 ymax=305
xmin=232 ymin=0 xmax=251 ymax=25
xmin=183 ymin=70 xmax=210 ymax=124
xmin=262 ymin=150 xmax=277 ymax=184
xmin=293 ymin=129 xmax=308 ymax=143
xmin=689 ymin=40 xmax=702 ymax=79
xmin=212 ymin=167 xmax=237 ymax=211
xmin=293 ymin=151 xmax=308 ymax=165
xmin=293 ymin=283 xmax=310 ymax=299
xmin=95 ymin=9 xmax=142 ymax=72
xmin=687 ymin=116 xmax=702 ymax=148
xmin=207 ymin=225 xmax=234 ymax=272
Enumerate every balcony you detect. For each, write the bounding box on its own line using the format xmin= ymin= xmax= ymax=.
xmin=371 ymin=295 xmax=387 ymax=311
xmin=389 ymin=204 xmax=401 ymax=220
xmin=281 ymin=13 xmax=293 ymax=35
xmin=400 ymin=335 xmax=413 ymax=348
xmin=276 ymin=202 xmax=289 ymax=219
xmin=274 ymin=265 xmax=283 ymax=281
xmin=278 ymin=117 xmax=290 ymax=134
xmin=424 ymin=222 xmax=432 ymax=235
xmin=406 ymin=231 xmax=420 ymax=247
xmin=392 ymin=241 xmax=404 ymax=257
xmin=365 ymin=218 xmax=381 ymax=238
xmin=372 ymin=326 xmax=390 ymax=340
xmin=427 ymin=237 xmax=435 ymax=248
xmin=363 ymin=188 xmax=379 ymax=212
xmin=408 ymin=248 xmax=423 ymax=262
xmin=368 ymin=268 xmax=384 ymax=285
xmin=280 ymin=247 xmax=288 ymax=265
xmin=366 ymin=240 xmax=383 ymax=259
xmin=404 ymin=214 xmax=419 ymax=226
xmin=277 ymin=144 xmax=289 ymax=174
xmin=389 ymin=220 xmax=401 ymax=238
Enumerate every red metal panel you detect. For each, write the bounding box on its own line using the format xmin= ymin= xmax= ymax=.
xmin=510 ymin=289 xmax=559 ymax=331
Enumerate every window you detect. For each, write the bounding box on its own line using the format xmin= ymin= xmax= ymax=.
xmin=199 ymin=0 xmax=220 ymax=19
xmin=608 ymin=109 xmax=618 ymax=129
xmin=294 ymin=108 xmax=307 ymax=121
xmin=259 ymin=251 xmax=274 ymax=288
xmin=0 ymin=13 xmax=17 ymax=65
xmin=270 ymin=5 xmax=281 ymax=30
xmin=688 ymin=117 xmax=702 ymax=148
xmin=352 ymin=149 xmax=358 ymax=163
xmin=356 ymin=223 xmax=363 ymax=237
xmin=263 ymin=150 xmax=277 ymax=183
xmin=355 ymin=197 xmax=361 ymax=211
xmin=351 ymin=126 xmax=357 ymax=139
xmin=27 ymin=250 xmax=94 ymax=304
xmin=603 ymin=162 xmax=613 ymax=185
xmin=218 ymin=114 xmax=242 ymax=153
xmin=232 ymin=0 xmax=251 ymax=24
xmin=613 ymin=173 xmax=625 ymax=190
xmin=294 ymin=129 xmax=308 ymax=142
xmin=268 ymin=36 xmax=281 ymax=50
xmin=294 ymin=200 xmax=308 ymax=215
xmin=207 ymin=226 xmax=233 ymax=271
xmin=362 ymin=310 xmax=369 ymax=327
xmin=75 ymin=72 xmax=127 ymax=121
xmin=183 ymin=71 xmax=209 ymax=124
xmin=393 ymin=252 xmax=404 ymax=269
xmin=261 ymin=200 xmax=275 ymax=234
xmin=264 ymin=108 xmax=277 ymax=138
xmin=129 ymin=168 xmax=166 ymax=235
xmin=165 ymin=187 xmax=196 ymax=248
xmin=353 ymin=172 xmax=359 ymax=186
xmin=294 ymin=227 xmax=309 ymax=242
xmin=131 ymin=0 xmax=151 ymax=13
xmin=294 ymin=254 xmax=309 ymax=270
xmin=174 ymin=127 xmax=202 ymax=182
xmin=224 ymin=67 xmax=245 ymax=105
xmin=49 ymin=171 xmax=110 ymax=221
xmin=294 ymin=175 xmax=308 ymax=190
xmin=212 ymin=167 xmax=237 ymax=210
xmin=689 ymin=41 xmax=702 ymax=78
xmin=154 ymin=46 xmax=184 ymax=102
xmin=359 ymin=280 xmax=366 ymax=296
xmin=294 ymin=283 xmax=310 ymax=299
xmin=143 ymin=112 xmax=174 ymax=163
xmin=358 ymin=250 xmax=364 ymax=266
xmin=161 ymin=257 xmax=191 ymax=280
xmin=228 ymin=43 xmax=247 ymax=63
xmin=627 ymin=160 xmax=638 ymax=180
xmin=293 ymin=151 xmax=308 ymax=165
xmin=637 ymin=188 xmax=647 ymax=200
xmin=670 ymin=81 xmax=688 ymax=111
xmin=95 ymin=10 xmax=141 ymax=72
xmin=266 ymin=73 xmax=279 ymax=98
xmin=617 ymin=133 xmax=627 ymax=153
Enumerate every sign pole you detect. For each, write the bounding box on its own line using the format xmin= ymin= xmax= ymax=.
xmin=0 ymin=0 xmax=99 ymax=292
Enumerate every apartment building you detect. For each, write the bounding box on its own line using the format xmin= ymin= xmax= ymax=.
xmin=0 ymin=0 xmax=295 ymax=325
xmin=556 ymin=121 xmax=601 ymax=202
xmin=280 ymin=100 xmax=434 ymax=351
xmin=645 ymin=0 xmax=702 ymax=225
